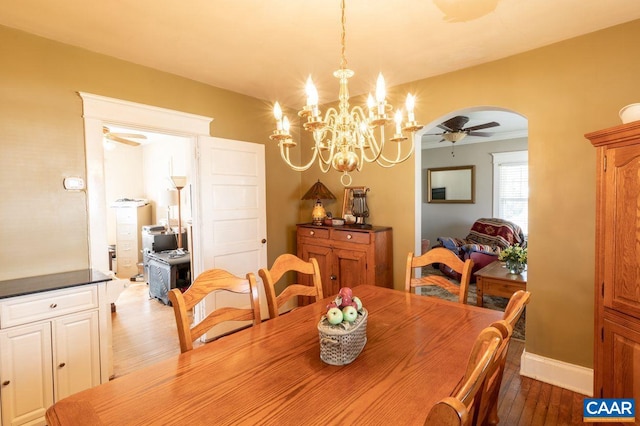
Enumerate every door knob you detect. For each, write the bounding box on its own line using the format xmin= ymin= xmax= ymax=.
xmin=59 ymin=362 xmax=66 ymax=368
xmin=330 ymin=275 xmax=337 ymax=280
xmin=2 ymin=381 xmax=9 ymax=386
xmin=261 ymin=239 xmax=267 ymax=244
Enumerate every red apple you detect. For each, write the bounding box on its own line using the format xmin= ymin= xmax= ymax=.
xmin=326 ymin=301 xmax=338 ymax=313
xmin=340 ymin=296 xmax=353 ymax=308
xmin=339 ymin=287 xmax=353 ymax=299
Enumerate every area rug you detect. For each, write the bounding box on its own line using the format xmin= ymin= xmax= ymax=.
xmin=419 ymin=267 xmax=525 ymax=340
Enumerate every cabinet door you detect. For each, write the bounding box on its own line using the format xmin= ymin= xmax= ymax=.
xmin=53 ymin=311 xmax=100 ymax=401
xmin=332 ymin=248 xmax=367 ymax=289
xmin=602 ymin=314 xmax=640 ymax=401
xmin=299 ymin=243 xmax=332 ymax=300
xmin=604 ymin=146 xmax=640 ymax=318
xmin=0 ymin=322 xmax=53 ymax=426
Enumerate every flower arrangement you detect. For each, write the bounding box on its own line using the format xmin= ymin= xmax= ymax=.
xmin=499 ymin=244 xmax=527 ymax=274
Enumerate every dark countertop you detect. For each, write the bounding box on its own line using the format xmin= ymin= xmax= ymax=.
xmin=0 ymin=269 xmax=113 ymax=300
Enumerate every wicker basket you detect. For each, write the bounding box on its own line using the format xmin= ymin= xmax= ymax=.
xmin=317 ymin=308 xmax=368 ymax=365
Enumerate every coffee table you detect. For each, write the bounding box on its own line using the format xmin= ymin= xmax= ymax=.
xmin=474 ymin=260 xmax=527 ymax=307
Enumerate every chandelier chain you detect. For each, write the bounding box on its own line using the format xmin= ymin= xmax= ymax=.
xmin=340 ymin=0 xmax=347 ymax=70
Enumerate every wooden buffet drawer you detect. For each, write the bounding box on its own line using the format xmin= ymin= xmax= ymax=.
xmin=298 ymin=227 xmax=330 ymax=240
xmin=0 ymin=285 xmax=98 ymax=329
xmin=332 ymin=230 xmax=370 ymax=244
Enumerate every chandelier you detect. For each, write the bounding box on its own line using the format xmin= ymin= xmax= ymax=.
xmin=270 ymin=0 xmax=423 ymax=186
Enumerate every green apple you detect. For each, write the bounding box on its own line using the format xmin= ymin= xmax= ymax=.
xmin=352 ymin=296 xmax=363 ymax=311
xmin=342 ymin=305 xmax=358 ymax=323
xmin=326 ymin=307 xmax=344 ymax=325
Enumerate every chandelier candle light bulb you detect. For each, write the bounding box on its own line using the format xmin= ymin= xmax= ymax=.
xmin=269 ymin=0 xmax=423 ymax=186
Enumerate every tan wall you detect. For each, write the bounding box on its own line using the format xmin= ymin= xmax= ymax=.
xmin=300 ymin=19 xmax=640 ymax=369
xmin=3 ymin=18 xmax=640 ymax=370
xmin=0 ymin=25 xmax=300 ymax=281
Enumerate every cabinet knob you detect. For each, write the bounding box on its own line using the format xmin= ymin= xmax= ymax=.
xmin=310 ymin=231 xmax=315 ymax=236
xmin=347 ymin=234 xmax=352 ymax=240
xmin=261 ymin=239 xmax=267 ymax=244
xmin=58 ymin=362 xmax=66 ymax=368
xmin=50 ymin=303 xmax=58 ymax=309
xmin=2 ymin=380 xmax=9 ymax=386
xmin=330 ymin=275 xmax=337 ymax=281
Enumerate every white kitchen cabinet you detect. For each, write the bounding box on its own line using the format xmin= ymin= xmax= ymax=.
xmin=0 ymin=322 xmax=53 ymax=426
xmin=0 ymin=283 xmax=105 ymax=426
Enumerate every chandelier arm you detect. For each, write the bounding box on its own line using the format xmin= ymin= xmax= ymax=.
xmin=374 ymin=140 xmax=416 ymax=166
xmin=279 ymin=143 xmax=320 ymax=172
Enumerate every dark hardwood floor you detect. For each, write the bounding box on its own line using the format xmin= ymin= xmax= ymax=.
xmin=111 ymin=283 xmax=588 ymax=425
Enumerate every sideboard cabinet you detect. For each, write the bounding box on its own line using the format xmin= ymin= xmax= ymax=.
xmin=586 ymin=120 xmax=640 ymax=403
xmin=296 ymin=224 xmax=393 ymax=297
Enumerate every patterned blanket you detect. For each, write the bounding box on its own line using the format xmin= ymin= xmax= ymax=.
xmin=437 ymin=218 xmax=526 ymax=256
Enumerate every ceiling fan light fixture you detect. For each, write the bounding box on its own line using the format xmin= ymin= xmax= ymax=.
xmin=443 ymin=131 xmax=467 ymax=143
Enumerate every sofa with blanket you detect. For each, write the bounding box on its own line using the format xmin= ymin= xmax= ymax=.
xmin=435 ymin=218 xmax=526 ymax=281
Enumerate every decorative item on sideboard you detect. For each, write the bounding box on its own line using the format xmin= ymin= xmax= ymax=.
xmin=302 ymin=180 xmax=336 ymax=225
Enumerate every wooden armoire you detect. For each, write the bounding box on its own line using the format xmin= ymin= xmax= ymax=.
xmin=586 ymin=120 xmax=640 ymax=402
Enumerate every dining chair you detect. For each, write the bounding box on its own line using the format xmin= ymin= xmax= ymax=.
xmin=168 ymin=268 xmax=262 ymax=353
xmin=473 ymin=319 xmax=514 ymax=426
xmin=424 ymin=325 xmax=503 ymax=425
xmin=258 ymin=253 xmax=324 ymax=319
xmin=503 ymin=290 xmax=531 ymax=328
xmin=405 ymin=247 xmax=474 ymax=304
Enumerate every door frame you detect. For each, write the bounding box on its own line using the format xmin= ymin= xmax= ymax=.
xmin=79 ymin=92 xmax=213 ymax=273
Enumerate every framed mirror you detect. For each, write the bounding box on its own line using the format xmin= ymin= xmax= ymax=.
xmin=427 ymin=165 xmax=475 ymax=203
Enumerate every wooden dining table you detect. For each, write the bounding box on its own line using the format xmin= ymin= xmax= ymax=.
xmin=46 ymin=285 xmax=502 ymax=426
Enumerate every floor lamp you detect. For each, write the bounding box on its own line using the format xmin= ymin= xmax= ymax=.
xmin=170 ymin=176 xmax=187 ymax=250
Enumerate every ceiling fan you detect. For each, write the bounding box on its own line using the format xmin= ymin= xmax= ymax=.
xmin=427 ymin=115 xmax=500 ymax=144
xmin=103 ymin=126 xmax=147 ymax=147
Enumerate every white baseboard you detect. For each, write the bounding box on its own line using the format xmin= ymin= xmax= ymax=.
xmin=520 ymin=350 xmax=593 ymax=396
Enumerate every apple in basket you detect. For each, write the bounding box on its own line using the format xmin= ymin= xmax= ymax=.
xmin=326 ymin=307 xmax=344 ymax=325
xmin=342 ymin=305 xmax=358 ymax=323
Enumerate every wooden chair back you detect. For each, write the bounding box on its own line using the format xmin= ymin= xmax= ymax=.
xmin=405 ymin=247 xmax=474 ymax=304
xmin=259 ymin=253 xmax=324 ymax=319
xmin=168 ymin=268 xmax=262 ymax=353
xmin=425 ymin=326 xmax=503 ymax=425
xmin=504 ymin=290 xmax=531 ymax=328
xmin=474 ymin=320 xmax=514 ymax=425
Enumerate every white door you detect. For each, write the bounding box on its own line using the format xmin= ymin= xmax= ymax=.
xmin=193 ymin=137 xmax=268 ymax=338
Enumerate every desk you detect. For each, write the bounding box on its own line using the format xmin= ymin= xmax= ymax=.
xmin=475 ymin=261 xmax=527 ymax=307
xmin=46 ymin=285 xmax=501 ymax=425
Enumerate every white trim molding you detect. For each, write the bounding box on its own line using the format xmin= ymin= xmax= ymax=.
xmin=520 ymin=350 xmax=593 ymax=396
xmin=78 ymin=92 xmax=213 ymax=272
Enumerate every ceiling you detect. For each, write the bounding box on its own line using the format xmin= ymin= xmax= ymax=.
xmin=2 ymin=0 xmax=639 ymax=108
xmin=3 ymin=1 xmax=638 ymax=149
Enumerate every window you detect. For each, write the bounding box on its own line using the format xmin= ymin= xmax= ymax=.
xmin=492 ymin=151 xmax=528 ymax=235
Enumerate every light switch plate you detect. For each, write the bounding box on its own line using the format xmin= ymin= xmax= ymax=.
xmin=63 ymin=177 xmax=85 ymax=190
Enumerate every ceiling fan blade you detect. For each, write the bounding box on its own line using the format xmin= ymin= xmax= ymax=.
xmin=107 ymin=134 xmax=141 ymax=146
xmin=441 ymin=116 xmax=469 ymax=131
xmin=437 ymin=124 xmax=452 ymax=132
xmin=467 ymin=131 xmax=495 ymax=137
xmin=464 ymin=121 xmax=500 ymax=132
